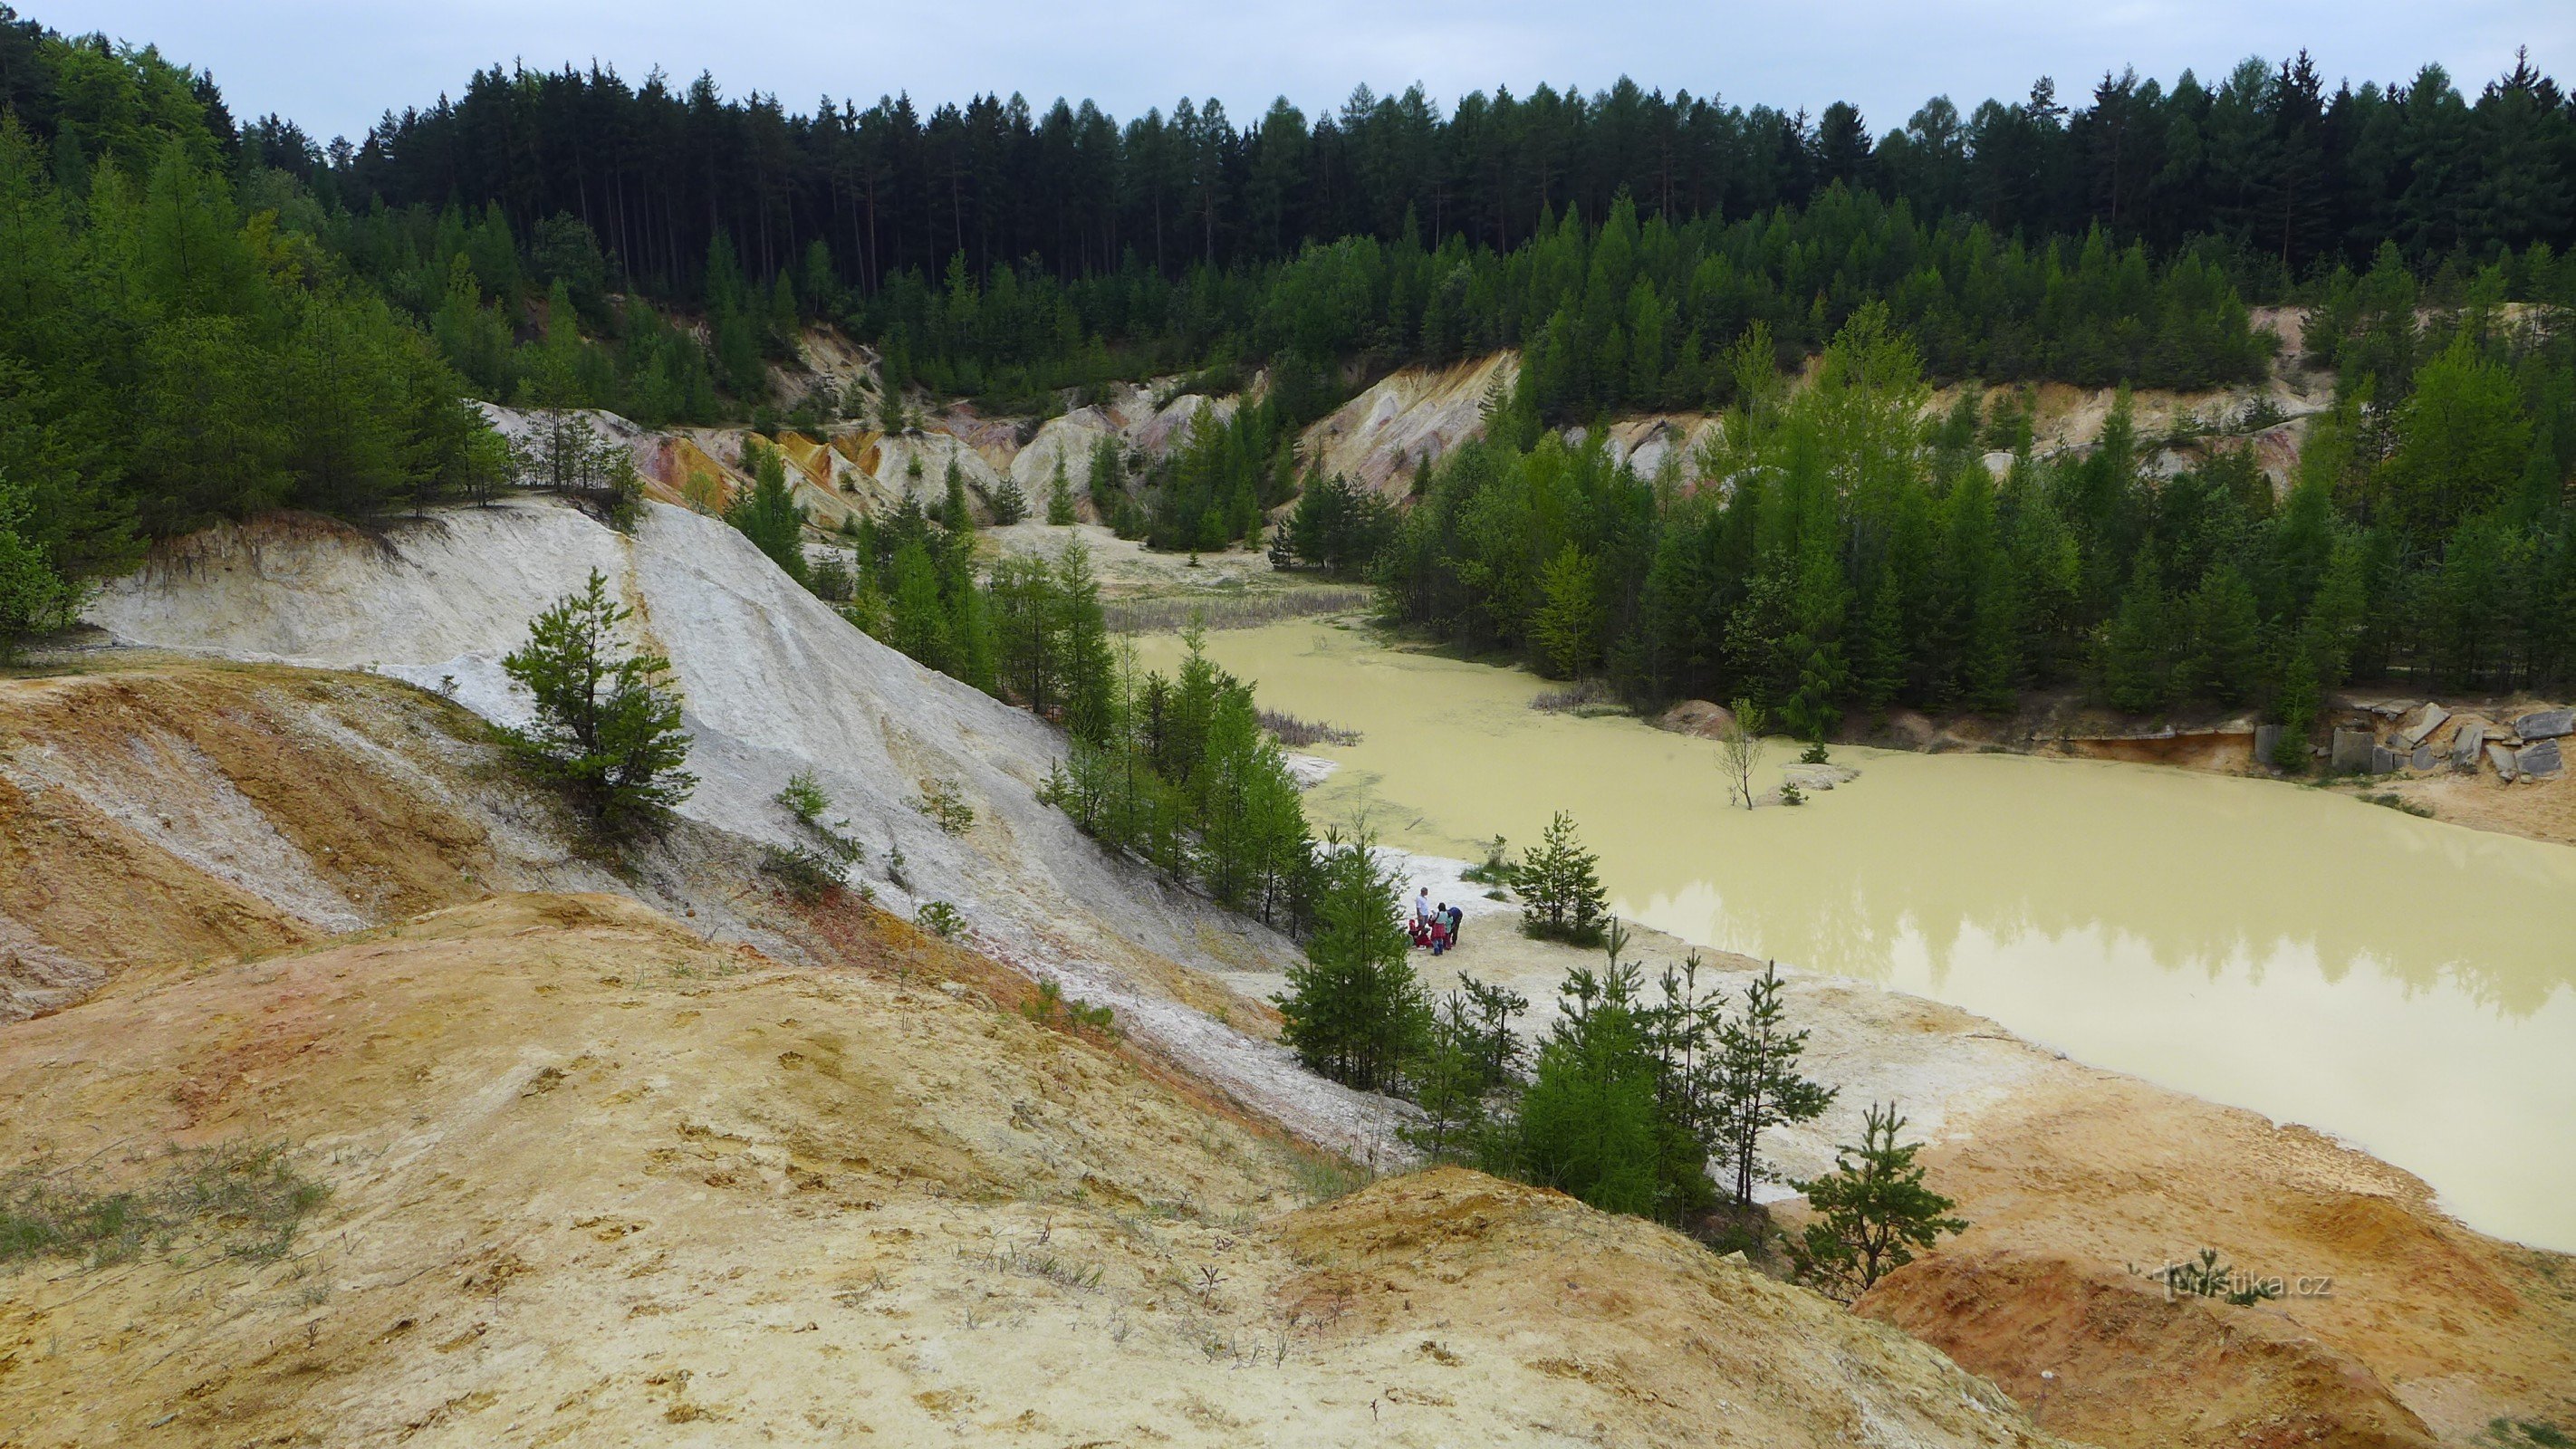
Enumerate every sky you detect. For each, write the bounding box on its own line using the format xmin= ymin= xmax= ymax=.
xmin=34 ymin=0 xmax=2576 ymax=144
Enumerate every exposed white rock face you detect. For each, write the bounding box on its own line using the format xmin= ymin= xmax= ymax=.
xmin=85 ymin=498 xmax=1401 ymax=1157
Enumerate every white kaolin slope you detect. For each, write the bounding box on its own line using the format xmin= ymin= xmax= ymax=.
xmin=88 ymin=498 xmax=1400 ymax=1156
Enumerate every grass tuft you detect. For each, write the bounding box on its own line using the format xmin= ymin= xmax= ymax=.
xmin=1 ymin=1141 xmax=330 ymax=1271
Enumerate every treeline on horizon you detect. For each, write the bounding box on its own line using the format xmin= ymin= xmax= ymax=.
xmin=1 ymin=5 xmax=2571 ymax=715
xmin=267 ymin=39 xmax=2574 ymax=418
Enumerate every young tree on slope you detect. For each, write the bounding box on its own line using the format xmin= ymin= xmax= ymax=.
xmin=1274 ymin=831 xmax=1427 ymax=1091
xmin=503 ymin=569 xmax=697 ymax=834
xmin=1714 ymin=963 xmax=1836 ymax=1208
xmin=1788 ymin=1101 xmax=1966 ymax=1300
xmin=726 ymin=441 xmax=809 ymax=586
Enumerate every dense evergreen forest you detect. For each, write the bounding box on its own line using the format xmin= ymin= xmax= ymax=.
xmin=0 ymin=5 xmax=2571 ymax=720
xmin=241 ymin=35 xmax=2573 ymax=416
xmin=1377 ymin=295 xmax=2576 ymax=733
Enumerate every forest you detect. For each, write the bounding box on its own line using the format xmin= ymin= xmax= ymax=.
xmin=0 ymin=5 xmax=2571 ymax=719
xmin=1376 ymin=285 xmax=2576 ymax=733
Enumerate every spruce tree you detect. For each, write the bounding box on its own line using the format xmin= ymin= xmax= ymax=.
xmin=1047 ymin=451 xmax=1080 ymax=524
xmin=1274 ymin=832 xmax=1426 ymax=1091
xmin=987 ymin=475 xmax=1028 ymax=525
xmin=2182 ymin=562 xmax=2264 ymax=704
xmin=1518 ymin=811 xmax=1609 ymax=943
xmin=725 ymin=441 xmax=809 ymax=586
xmin=1531 ymin=543 xmax=1601 ymax=677
xmin=2101 ymin=554 xmax=2171 ymax=712
xmin=1713 ymin=963 xmax=1835 ymax=1208
xmin=1789 ymin=1101 xmax=1966 ymax=1301
xmin=940 ymin=457 xmax=975 ymax=533
xmin=501 ymin=569 xmax=697 ymax=833
xmin=1077 ymin=437 xmax=1120 ymax=524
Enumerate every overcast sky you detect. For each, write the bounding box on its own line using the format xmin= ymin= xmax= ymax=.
xmin=35 ymin=0 xmax=2576 ymax=144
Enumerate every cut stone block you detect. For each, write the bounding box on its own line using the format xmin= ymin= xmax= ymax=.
xmin=2410 ymin=744 xmax=2436 ymax=772
xmin=2513 ymin=708 xmax=2574 ymax=741
xmin=2254 ymin=724 xmax=2283 ymax=763
xmin=2331 ymin=728 xmax=2376 ymax=772
xmin=2453 ymin=722 xmax=2486 ymax=766
xmin=2488 ymin=743 xmax=2522 ymax=782
xmin=2370 ymin=745 xmax=2398 ymax=774
xmin=2518 ymin=738 xmax=2564 ymax=779
xmin=2393 ymin=702 xmax=2449 ymax=749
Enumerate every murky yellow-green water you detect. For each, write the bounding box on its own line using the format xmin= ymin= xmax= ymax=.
xmin=1137 ymin=620 xmax=2576 ymax=1252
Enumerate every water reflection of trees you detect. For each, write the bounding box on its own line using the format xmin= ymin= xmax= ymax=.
xmin=1187 ymin=624 xmax=2576 ymax=1021
xmin=1614 ymin=810 xmax=2573 ymax=1021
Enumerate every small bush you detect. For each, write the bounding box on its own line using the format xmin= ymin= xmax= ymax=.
xmin=1021 ymin=980 xmax=1118 ymax=1036
xmin=1529 ymin=680 xmax=1617 ymax=714
xmin=776 ymin=771 xmax=863 ymax=861
xmin=2138 ymin=1247 xmax=2280 ymax=1306
xmin=915 ymin=900 xmax=966 ymax=938
xmin=1460 ymin=834 xmax=1515 ymax=887
xmin=777 ymin=771 xmax=830 ymax=825
xmin=996 ymin=1243 xmax=1101 ymax=1290
xmin=913 ymin=777 xmax=976 ymax=834
xmin=1289 ymin=1153 xmax=1375 ymax=1204
xmin=759 ymin=844 xmax=842 ymax=903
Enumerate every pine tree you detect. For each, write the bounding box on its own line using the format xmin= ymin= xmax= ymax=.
xmin=501 ymin=569 xmax=697 ymax=833
xmin=1789 ymin=1101 xmax=1966 ymax=1301
xmin=1713 ymin=963 xmax=1835 ymax=1208
xmin=1517 ymin=811 xmax=1609 ymax=944
xmin=1531 ymin=543 xmax=1601 ymax=677
xmin=987 ymin=475 xmax=1028 ymax=525
xmin=1045 ymin=450 xmax=1078 ymax=525
xmin=725 ymin=441 xmax=809 ymax=585
xmin=1274 ymin=832 xmax=1426 ymax=1091
xmin=2100 ymin=554 xmax=2171 ymax=712
xmin=1511 ymin=961 xmax=1663 ymax=1216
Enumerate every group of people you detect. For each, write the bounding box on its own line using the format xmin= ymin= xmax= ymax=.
xmin=1410 ymin=888 xmax=1465 ymax=955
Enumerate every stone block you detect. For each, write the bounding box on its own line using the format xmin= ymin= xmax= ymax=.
xmin=2452 ymin=722 xmax=2486 ymax=766
xmin=2513 ymin=708 xmax=2574 ymax=741
xmin=2331 ymin=728 xmax=2376 ymax=772
xmin=2370 ymin=745 xmax=2398 ymax=774
xmin=2518 ymin=738 xmax=2564 ymax=779
xmin=2410 ymin=744 xmax=2436 ymax=772
xmin=2393 ymin=702 xmax=2449 ymax=749
xmin=2254 ymin=724 xmax=2282 ymax=763
xmin=2487 ymin=743 xmax=2522 ymax=782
